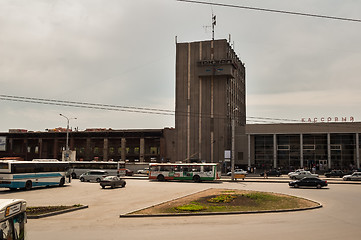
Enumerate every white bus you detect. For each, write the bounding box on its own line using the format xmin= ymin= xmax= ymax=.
xmin=149 ymin=163 xmax=221 ymax=182
xmin=68 ymin=161 xmax=126 ymax=179
xmin=0 ymin=199 xmax=27 ymax=240
xmin=0 ymin=160 xmax=70 ymax=190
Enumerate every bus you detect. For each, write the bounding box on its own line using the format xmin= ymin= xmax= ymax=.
xmin=68 ymin=161 xmax=126 ymax=179
xmin=0 ymin=199 xmax=27 ymax=240
xmin=0 ymin=160 xmax=70 ymax=190
xmin=149 ymin=163 xmax=221 ymax=182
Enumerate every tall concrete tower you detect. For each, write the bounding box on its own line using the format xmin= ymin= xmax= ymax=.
xmin=175 ymin=39 xmax=246 ymax=167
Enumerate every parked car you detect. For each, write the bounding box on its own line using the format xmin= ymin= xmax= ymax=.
xmin=289 ymin=177 xmax=328 ymax=189
xmin=259 ymin=170 xmax=281 ymax=177
xmin=100 ymin=176 xmax=126 ymax=189
xmin=287 ymin=169 xmax=304 ymax=177
xmin=79 ymin=170 xmax=108 ymax=182
xmin=289 ymin=170 xmax=318 ymax=180
xmin=227 ymin=169 xmax=248 ymax=176
xmin=324 ymin=170 xmax=345 ymax=178
xmin=125 ymin=169 xmax=134 ymax=176
xmin=137 ymin=168 xmax=149 ymax=175
xmin=343 ymin=172 xmax=361 ymax=181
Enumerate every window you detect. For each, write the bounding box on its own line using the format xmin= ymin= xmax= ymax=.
xmin=303 ymin=145 xmax=315 ymax=150
xmin=204 ymin=166 xmax=212 ymax=172
xmin=331 ymin=145 xmax=341 ymax=150
xmin=150 ymin=147 xmax=158 ymax=154
xmin=277 ymin=145 xmax=290 ymax=151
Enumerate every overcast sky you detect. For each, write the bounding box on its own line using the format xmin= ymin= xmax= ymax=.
xmin=0 ymin=0 xmax=360 ymax=132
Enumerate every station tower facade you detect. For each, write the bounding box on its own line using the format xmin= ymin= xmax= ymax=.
xmin=175 ymin=39 xmax=247 ymax=165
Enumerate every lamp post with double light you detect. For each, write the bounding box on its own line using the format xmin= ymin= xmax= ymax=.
xmin=59 ymin=114 xmax=77 ymax=161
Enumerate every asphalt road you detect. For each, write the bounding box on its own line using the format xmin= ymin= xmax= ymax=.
xmin=1 ymin=178 xmax=361 ymax=240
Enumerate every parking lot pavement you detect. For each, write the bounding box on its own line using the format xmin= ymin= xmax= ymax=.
xmin=2 ymin=178 xmax=361 ymax=240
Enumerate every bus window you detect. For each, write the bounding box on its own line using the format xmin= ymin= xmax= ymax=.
xmin=1 ymin=219 xmax=13 ymax=240
xmin=150 ymin=165 xmax=159 ymax=172
xmin=204 ymin=166 xmax=212 ymax=172
xmin=192 ymin=166 xmax=201 ymax=172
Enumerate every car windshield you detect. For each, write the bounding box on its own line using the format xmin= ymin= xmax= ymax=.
xmin=103 ymin=176 xmax=116 ymax=180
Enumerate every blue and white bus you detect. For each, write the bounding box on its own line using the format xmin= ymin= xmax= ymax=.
xmin=0 ymin=160 xmax=70 ymax=190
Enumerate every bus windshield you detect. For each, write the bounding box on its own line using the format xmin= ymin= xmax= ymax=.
xmin=0 ymin=199 xmax=27 ymax=240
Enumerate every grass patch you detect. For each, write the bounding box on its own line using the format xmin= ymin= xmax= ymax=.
xmin=129 ymin=189 xmax=319 ymax=215
xmin=27 ymin=204 xmax=83 ymax=216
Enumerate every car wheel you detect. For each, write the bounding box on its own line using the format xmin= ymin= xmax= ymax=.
xmin=294 ymin=183 xmax=299 ymax=188
xmin=101 ymin=185 xmax=105 ymax=189
xmin=80 ymin=177 xmax=85 ymax=182
xmin=316 ymin=184 xmax=322 ymax=189
xmin=96 ymin=178 xmax=101 ymax=183
xmin=25 ymin=180 xmax=32 ymax=190
xmin=157 ymin=174 xmax=165 ymax=181
xmin=111 ymin=184 xmax=115 ymax=189
xmin=193 ymin=175 xmax=201 ymax=183
xmin=121 ymin=182 xmax=126 ymax=188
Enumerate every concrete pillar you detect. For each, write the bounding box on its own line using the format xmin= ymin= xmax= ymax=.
xmin=103 ymin=138 xmax=109 ymax=161
xmin=140 ymin=138 xmax=145 ymax=162
xmin=300 ymin=134 xmax=303 ymax=168
xmin=247 ymin=134 xmax=251 ymax=168
xmin=121 ymin=138 xmax=126 ymax=162
xmin=38 ymin=138 xmax=43 ymax=158
xmin=356 ymin=133 xmax=360 ymax=169
xmin=273 ymin=134 xmax=277 ymax=169
xmin=327 ymin=133 xmax=331 ymax=169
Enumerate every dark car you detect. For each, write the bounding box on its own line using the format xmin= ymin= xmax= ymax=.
xmin=100 ymin=176 xmax=126 ymax=189
xmin=259 ymin=170 xmax=281 ymax=177
xmin=289 ymin=177 xmax=327 ymax=189
xmin=324 ymin=170 xmax=345 ymax=178
xmin=125 ymin=169 xmax=134 ymax=176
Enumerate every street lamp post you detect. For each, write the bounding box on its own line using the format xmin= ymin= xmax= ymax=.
xmin=231 ymin=108 xmax=238 ymax=181
xmin=59 ymin=114 xmax=77 ymax=161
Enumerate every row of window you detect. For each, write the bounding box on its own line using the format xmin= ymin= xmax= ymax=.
xmin=277 ymin=144 xmax=342 ymax=151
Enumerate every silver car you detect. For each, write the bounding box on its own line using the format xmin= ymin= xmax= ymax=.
xmin=343 ymin=172 xmax=361 ymax=181
xmin=79 ymin=170 xmax=108 ymax=182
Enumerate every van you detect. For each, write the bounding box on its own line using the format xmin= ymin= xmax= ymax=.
xmin=79 ymin=170 xmax=108 ymax=182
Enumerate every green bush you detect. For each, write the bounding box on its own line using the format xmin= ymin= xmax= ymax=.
xmin=208 ymin=194 xmax=237 ymax=203
xmin=175 ymin=204 xmax=207 ymax=212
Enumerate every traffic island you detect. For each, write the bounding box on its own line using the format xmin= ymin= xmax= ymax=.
xmin=27 ymin=204 xmax=88 ymax=219
xmin=120 ymin=188 xmax=322 ymax=218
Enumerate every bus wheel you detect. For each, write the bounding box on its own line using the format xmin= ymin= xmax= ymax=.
xmin=59 ymin=177 xmax=65 ymax=187
xmin=71 ymin=173 xmax=77 ymax=179
xmin=157 ymin=174 xmax=165 ymax=181
xmin=193 ymin=175 xmax=201 ymax=183
xmin=25 ymin=181 xmax=32 ymax=190
xmin=96 ymin=178 xmax=101 ymax=182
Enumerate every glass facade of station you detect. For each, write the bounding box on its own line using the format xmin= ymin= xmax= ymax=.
xmin=251 ymin=132 xmax=360 ymax=171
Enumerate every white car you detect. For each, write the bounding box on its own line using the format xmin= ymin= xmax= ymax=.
xmin=79 ymin=170 xmax=108 ymax=182
xmin=137 ymin=168 xmax=149 ymax=175
xmin=289 ymin=171 xmax=318 ymax=180
xmin=343 ymin=172 xmax=361 ymax=181
xmin=288 ymin=169 xmax=304 ymax=177
xmin=227 ymin=169 xmax=248 ymax=176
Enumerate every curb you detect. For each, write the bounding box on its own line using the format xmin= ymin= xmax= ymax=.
xmin=120 ymin=204 xmax=322 ymax=218
xmin=27 ymin=205 xmax=88 ymax=219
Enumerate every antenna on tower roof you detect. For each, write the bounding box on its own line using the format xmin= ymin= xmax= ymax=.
xmin=212 ymin=13 xmax=216 ymax=40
